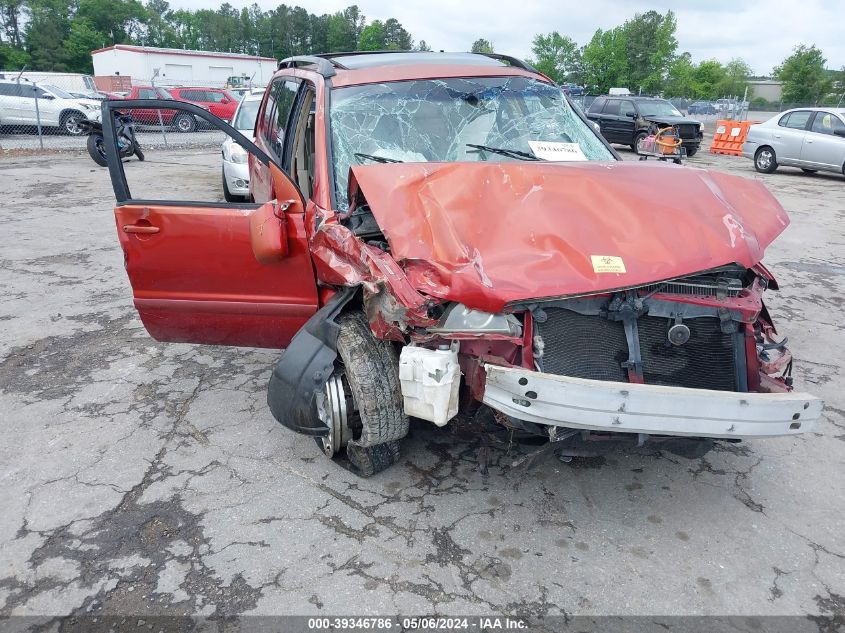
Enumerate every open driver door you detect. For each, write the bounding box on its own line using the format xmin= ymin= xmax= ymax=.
xmin=103 ymin=99 xmax=318 ymax=349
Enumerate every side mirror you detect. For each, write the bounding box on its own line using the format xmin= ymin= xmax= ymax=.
xmin=221 ymin=97 xmax=230 ymax=104
xmin=41 ymin=94 xmax=55 ymax=100
xmin=834 ymin=128 xmax=845 ymax=138
xmin=628 ymin=111 xmax=638 ymax=118
xmin=249 ymin=201 xmax=289 ymax=263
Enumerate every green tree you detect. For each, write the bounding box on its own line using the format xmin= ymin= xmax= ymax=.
xmin=622 ymin=10 xmax=677 ymax=94
xmin=581 ymin=26 xmax=627 ymax=94
xmin=0 ymin=42 xmax=29 ymax=67
xmin=470 ymin=38 xmax=493 ymax=53
xmin=357 ymin=20 xmax=385 ymax=51
xmin=529 ymin=31 xmax=581 ymax=84
xmin=664 ymin=52 xmax=695 ymax=98
xmin=382 ymin=17 xmax=411 ymax=50
xmin=0 ymin=0 xmax=24 ymax=47
xmin=64 ymin=17 xmax=104 ymax=71
xmin=691 ymin=59 xmax=726 ymax=99
xmin=415 ymin=39 xmax=431 ymax=52
xmin=716 ymin=57 xmax=751 ymax=98
xmin=774 ymin=44 xmax=833 ymax=104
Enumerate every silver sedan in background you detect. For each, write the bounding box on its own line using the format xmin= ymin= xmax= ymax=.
xmin=743 ymin=107 xmax=845 ymax=178
xmin=221 ymin=91 xmax=262 ymax=201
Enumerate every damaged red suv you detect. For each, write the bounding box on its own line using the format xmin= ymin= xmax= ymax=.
xmin=103 ymin=52 xmax=823 ymax=477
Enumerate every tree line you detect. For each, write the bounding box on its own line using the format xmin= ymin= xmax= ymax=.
xmin=520 ymin=10 xmax=842 ymax=104
xmin=1 ymin=1 xmax=841 ymax=104
xmin=0 ymin=0 xmax=426 ymax=73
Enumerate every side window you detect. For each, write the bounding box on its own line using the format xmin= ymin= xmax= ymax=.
xmin=810 ymin=112 xmax=845 ymax=135
xmin=603 ymin=100 xmax=621 ymax=115
xmin=588 ymin=97 xmax=606 ymax=114
xmin=779 ymin=111 xmax=811 ymax=130
xmin=261 ymin=78 xmax=299 ymax=161
xmin=620 ymin=100 xmax=636 ymax=117
xmin=286 ymin=85 xmax=317 ymax=198
xmin=138 ymin=88 xmax=157 ymax=99
xmin=206 ymin=91 xmax=227 ymax=103
xmin=0 ymin=83 xmax=15 ymax=96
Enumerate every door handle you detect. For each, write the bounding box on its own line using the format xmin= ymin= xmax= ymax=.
xmin=806 ymin=140 xmax=813 ymax=144
xmin=123 ymin=224 xmax=160 ymax=234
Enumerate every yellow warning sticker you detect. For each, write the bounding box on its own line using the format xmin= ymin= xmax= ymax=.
xmin=591 ymin=255 xmax=626 ymax=273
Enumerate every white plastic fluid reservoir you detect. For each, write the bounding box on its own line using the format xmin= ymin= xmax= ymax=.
xmin=398 ymin=342 xmax=461 ymax=427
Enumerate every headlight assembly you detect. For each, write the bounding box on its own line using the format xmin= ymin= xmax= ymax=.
xmin=429 ymin=303 xmax=522 ymax=336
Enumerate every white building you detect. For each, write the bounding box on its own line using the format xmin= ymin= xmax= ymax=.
xmin=91 ymin=44 xmax=276 ymax=87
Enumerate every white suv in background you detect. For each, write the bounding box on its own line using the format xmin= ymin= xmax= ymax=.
xmin=221 ymin=91 xmax=262 ymax=201
xmin=0 ymin=79 xmax=101 ymax=135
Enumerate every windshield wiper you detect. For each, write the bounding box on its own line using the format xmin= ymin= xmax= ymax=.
xmin=354 ymin=152 xmax=403 ymax=164
xmin=466 ymin=144 xmax=541 ymax=161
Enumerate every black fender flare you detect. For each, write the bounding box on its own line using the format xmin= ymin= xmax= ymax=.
xmin=267 ymin=286 xmax=357 ymax=435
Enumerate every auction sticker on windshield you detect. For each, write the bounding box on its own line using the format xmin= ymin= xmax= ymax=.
xmin=528 ymin=141 xmax=587 ymax=162
xmin=591 ymin=255 xmax=626 ymax=273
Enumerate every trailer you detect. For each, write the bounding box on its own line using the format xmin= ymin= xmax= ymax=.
xmin=91 ymin=45 xmax=275 ymax=88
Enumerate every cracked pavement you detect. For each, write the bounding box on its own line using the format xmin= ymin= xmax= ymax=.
xmin=0 ymin=147 xmax=843 ymax=626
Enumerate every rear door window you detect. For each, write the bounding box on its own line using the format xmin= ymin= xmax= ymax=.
xmin=779 ymin=111 xmax=812 ymax=130
xmin=137 ymin=88 xmax=157 ymax=99
xmin=602 ymin=100 xmax=621 ymax=116
xmin=588 ymin=97 xmax=606 ymax=114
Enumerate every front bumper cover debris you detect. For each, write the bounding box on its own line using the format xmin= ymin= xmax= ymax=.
xmin=483 ymin=364 xmax=823 ymax=439
xmin=266 ymin=286 xmax=357 ymax=436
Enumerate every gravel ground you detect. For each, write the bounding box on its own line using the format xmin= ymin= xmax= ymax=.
xmin=0 ymin=146 xmax=843 ymax=630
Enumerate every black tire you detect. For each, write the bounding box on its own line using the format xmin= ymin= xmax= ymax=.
xmin=801 ymin=168 xmax=817 ymax=174
xmin=222 ymin=168 xmax=240 ymax=202
xmin=61 ymin=111 xmax=86 ymax=136
xmin=334 ymin=311 xmax=408 ymax=477
xmin=754 ymin=146 xmax=777 ymax=174
xmin=173 ymin=113 xmax=197 ymax=133
xmin=685 ymin=146 xmax=699 ymax=158
xmin=134 ymin=144 xmax=144 ymax=161
xmin=632 ymin=131 xmax=648 ymax=154
xmin=86 ymin=134 xmax=108 ymax=167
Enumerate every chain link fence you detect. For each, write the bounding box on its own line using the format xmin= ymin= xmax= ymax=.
xmin=0 ymin=72 xmax=251 ymax=153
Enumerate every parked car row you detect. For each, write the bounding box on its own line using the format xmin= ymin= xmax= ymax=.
xmin=0 ymin=78 xmax=242 ymax=136
xmin=743 ymin=107 xmax=845 ymax=178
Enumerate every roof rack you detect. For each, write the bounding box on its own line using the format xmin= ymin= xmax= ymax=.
xmin=317 ymin=50 xmax=412 ymax=59
xmin=277 ymin=55 xmax=346 ymax=77
xmin=479 ymin=53 xmax=538 ymax=73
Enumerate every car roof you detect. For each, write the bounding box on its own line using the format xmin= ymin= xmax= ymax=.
xmin=277 ymin=51 xmax=545 ymax=88
xmin=325 ymin=51 xmax=510 ymax=69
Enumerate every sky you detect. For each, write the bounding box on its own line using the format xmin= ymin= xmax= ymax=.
xmin=168 ymin=0 xmax=845 ymax=76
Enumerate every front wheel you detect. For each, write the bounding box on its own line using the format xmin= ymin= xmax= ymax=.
xmin=754 ymin=147 xmax=778 ymax=174
xmin=318 ymin=311 xmax=408 ymax=477
xmin=173 ymin=113 xmax=197 ymax=133
xmin=134 ymin=142 xmax=144 ymax=161
xmin=86 ymin=134 xmax=108 ymax=167
xmin=61 ymin=111 xmax=86 ymax=136
xmin=685 ymin=146 xmax=699 ymax=158
xmin=633 ymin=131 xmax=648 ymax=155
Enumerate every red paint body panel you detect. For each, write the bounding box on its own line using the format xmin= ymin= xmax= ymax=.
xmin=114 ymin=203 xmax=318 ymax=348
xmin=349 ymin=162 xmax=790 ymax=313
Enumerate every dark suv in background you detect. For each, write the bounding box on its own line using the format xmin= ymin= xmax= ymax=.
xmin=587 ymin=96 xmax=704 ymax=156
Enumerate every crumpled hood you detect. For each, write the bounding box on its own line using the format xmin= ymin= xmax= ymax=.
xmin=348 ymin=161 xmax=789 ymax=313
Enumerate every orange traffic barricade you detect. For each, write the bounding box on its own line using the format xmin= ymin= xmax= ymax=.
xmin=710 ymin=119 xmax=760 ymax=156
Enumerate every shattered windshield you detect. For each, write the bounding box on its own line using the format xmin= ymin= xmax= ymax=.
xmin=330 ymin=76 xmax=613 ymax=210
